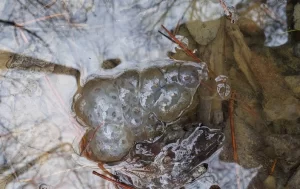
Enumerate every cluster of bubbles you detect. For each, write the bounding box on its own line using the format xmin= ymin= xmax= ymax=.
xmin=73 ymin=61 xmax=208 ymax=162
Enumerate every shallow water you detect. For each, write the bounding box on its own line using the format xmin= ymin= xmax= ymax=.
xmin=0 ymin=0 xmax=300 ymax=189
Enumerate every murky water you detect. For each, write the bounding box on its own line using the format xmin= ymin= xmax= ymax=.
xmin=0 ymin=0 xmax=300 ymax=189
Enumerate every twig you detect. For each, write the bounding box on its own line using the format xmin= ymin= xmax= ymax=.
xmin=44 ymin=76 xmax=83 ymax=135
xmin=173 ymin=16 xmax=183 ymax=35
xmin=0 ymin=19 xmax=48 ymax=46
xmin=18 ymin=28 xmax=29 ymax=44
xmin=279 ymin=29 xmax=300 ymax=34
xmin=219 ymin=0 xmax=237 ymax=23
xmin=229 ymin=90 xmax=241 ymax=189
xmin=15 ymin=13 xmax=67 ymax=27
xmin=158 ymin=30 xmax=176 ymax=43
xmin=0 ymin=143 xmax=72 ymax=185
xmin=42 ymin=0 xmax=57 ymax=8
xmin=229 ymin=91 xmax=238 ymax=162
xmin=269 ymin=159 xmax=277 ymax=176
xmin=92 ymin=171 xmax=134 ymax=189
xmin=80 ymin=124 xmax=101 ymax=156
xmin=98 ymin=163 xmax=115 ymax=178
xmin=161 ymin=25 xmax=201 ymax=62
xmin=219 ymin=0 xmax=231 ymax=16
xmin=160 ymin=25 xmax=216 ymax=77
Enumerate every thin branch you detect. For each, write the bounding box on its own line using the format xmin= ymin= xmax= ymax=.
xmin=92 ymin=171 xmax=134 ymax=189
xmin=15 ymin=13 xmax=67 ymax=27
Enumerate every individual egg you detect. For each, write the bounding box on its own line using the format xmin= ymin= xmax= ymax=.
xmin=144 ymin=113 xmax=165 ymax=141
xmin=178 ymin=65 xmax=201 ymax=88
xmin=104 ymin=107 xmax=123 ymax=123
xmin=140 ymin=67 xmax=166 ymax=110
xmin=151 ymin=83 xmax=191 ymax=122
xmin=115 ymin=71 xmax=139 ymax=92
xmin=124 ymin=106 xmax=144 ymax=126
xmin=164 ymin=65 xmax=180 ymax=84
xmin=119 ymin=91 xmax=139 ymax=107
xmin=84 ymin=123 xmax=134 ymax=162
xmin=73 ymin=79 xmax=122 ymax=127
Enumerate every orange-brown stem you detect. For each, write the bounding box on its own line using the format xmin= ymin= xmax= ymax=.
xmin=92 ymin=171 xmax=134 ymax=189
xmin=173 ymin=17 xmax=183 ymax=36
xmin=270 ymin=159 xmax=277 ymax=175
xmin=161 ymin=25 xmax=217 ymax=77
xmin=229 ymin=91 xmax=238 ymax=163
xmin=98 ymin=163 xmax=114 ymax=178
xmin=80 ymin=124 xmax=101 ymax=156
xmin=230 ymin=91 xmax=241 ymax=189
xmin=161 ymin=25 xmax=201 ymax=62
